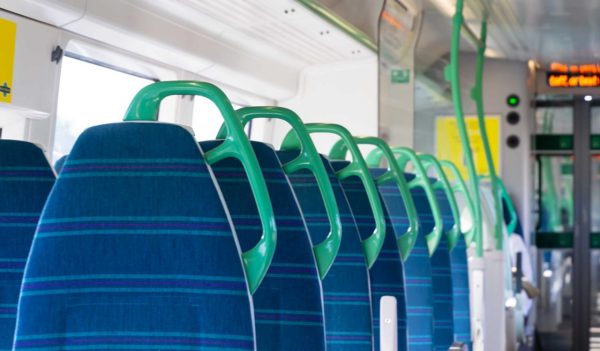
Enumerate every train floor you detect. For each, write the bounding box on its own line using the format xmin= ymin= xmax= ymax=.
xmin=535 ymin=329 xmax=572 ymax=351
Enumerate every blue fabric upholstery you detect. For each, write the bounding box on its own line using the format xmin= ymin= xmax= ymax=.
xmin=0 ymin=140 xmax=55 ymax=350
xmin=278 ymin=151 xmax=373 ymax=351
xmin=429 ymin=187 xmax=455 ymax=351
xmin=53 ymin=155 xmax=67 ymax=174
xmin=373 ymin=169 xmax=434 ymax=351
xmin=437 ymin=191 xmax=472 ymax=347
xmin=331 ymin=161 xmax=407 ymax=351
xmin=14 ymin=123 xmax=255 ymax=350
xmin=202 ymin=141 xmax=326 ymax=351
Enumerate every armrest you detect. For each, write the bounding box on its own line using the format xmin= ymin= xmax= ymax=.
xmin=449 ymin=342 xmax=468 ymax=351
xmin=380 ymin=296 xmax=397 ymax=351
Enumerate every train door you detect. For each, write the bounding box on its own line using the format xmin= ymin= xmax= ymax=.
xmin=534 ymin=95 xmax=600 ymax=350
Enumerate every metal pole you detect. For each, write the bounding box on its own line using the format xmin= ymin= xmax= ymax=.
xmin=573 ymin=96 xmax=591 ymax=350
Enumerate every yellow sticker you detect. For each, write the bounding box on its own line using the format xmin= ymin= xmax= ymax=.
xmin=435 ymin=116 xmax=500 ymax=180
xmin=0 ymin=18 xmax=16 ymax=103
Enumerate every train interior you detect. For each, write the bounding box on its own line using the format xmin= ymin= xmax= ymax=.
xmin=0 ymin=0 xmax=598 ymax=350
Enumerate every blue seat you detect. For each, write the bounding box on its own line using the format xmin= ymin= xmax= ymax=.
xmin=0 ymin=140 xmax=55 ymax=350
xmin=438 ymin=194 xmax=472 ymax=347
xmin=331 ymin=161 xmax=408 ymax=351
xmin=430 ymin=186 xmax=455 ymax=351
xmin=202 ymin=140 xmax=326 ymax=351
xmin=373 ymin=170 xmax=435 ymax=351
xmin=53 ymin=155 xmax=67 ymax=174
xmin=14 ymin=123 xmax=255 ymax=350
xmin=279 ymin=151 xmax=373 ymax=351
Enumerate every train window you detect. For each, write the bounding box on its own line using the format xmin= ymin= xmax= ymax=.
xmin=53 ymin=55 xmax=155 ymax=161
xmin=0 ymin=114 xmax=24 ymax=140
xmin=192 ymin=97 xmax=244 ymax=140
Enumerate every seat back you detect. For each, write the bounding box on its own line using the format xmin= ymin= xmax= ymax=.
xmin=370 ymin=170 xmax=434 ymax=351
xmin=432 ymin=158 xmax=474 ymax=348
xmin=280 ymin=151 xmax=373 ymax=351
xmin=332 ymin=161 xmax=408 ymax=351
xmin=13 ymin=122 xmax=257 ymax=350
xmin=449 ymin=226 xmax=472 ymax=347
xmin=53 ymin=155 xmax=67 ymax=174
xmin=0 ymin=140 xmax=55 ymax=349
xmin=431 ymin=186 xmax=456 ymax=351
xmin=202 ymin=140 xmax=326 ymax=351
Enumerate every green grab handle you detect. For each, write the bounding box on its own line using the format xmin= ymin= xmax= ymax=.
xmin=331 ymin=138 xmax=420 ymax=260
xmin=366 ymin=146 xmax=443 ymax=257
xmin=418 ymin=154 xmax=462 ymax=251
xmin=498 ymin=179 xmax=518 ymax=235
xmin=329 ymin=138 xmax=419 ymax=260
xmin=440 ymin=160 xmax=477 ymax=246
xmin=281 ymin=123 xmax=385 ymax=269
xmin=124 ymin=81 xmax=276 ymax=294
xmin=217 ymin=106 xmax=342 ymax=279
xmin=446 ymin=0 xmax=483 ymax=257
xmin=387 ymin=148 xmax=444 ymax=256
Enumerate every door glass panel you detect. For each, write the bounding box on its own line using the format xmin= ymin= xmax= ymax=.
xmin=591 ymin=107 xmax=600 ymax=134
xmin=592 ymin=157 xmax=600 ymax=234
xmin=537 ymin=250 xmax=573 ymax=351
xmin=535 ymin=156 xmax=574 ymax=234
xmin=591 ymin=251 xmax=600 ymax=350
xmin=535 ymin=155 xmax=574 ymax=349
xmin=535 ymin=107 xmax=573 ymax=134
xmin=592 ymin=126 xmax=600 ymax=349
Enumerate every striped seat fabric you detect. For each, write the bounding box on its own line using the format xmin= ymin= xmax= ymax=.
xmin=378 ymin=172 xmax=434 ymax=351
xmin=279 ymin=151 xmax=373 ymax=351
xmin=53 ymin=155 xmax=67 ymax=174
xmin=331 ymin=161 xmax=408 ymax=351
xmin=0 ymin=140 xmax=55 ymax=350
xmin=438 ymin=192 xmax=473 ymax=347
xmin=202 ymin=141 xmax=326 ymax=351
xmin=14 ymin=123 xmax=255 ymax=350
xmin=430 ymin=187 xmax=455 ymax=351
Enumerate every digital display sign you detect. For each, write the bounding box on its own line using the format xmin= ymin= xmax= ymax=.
xmin=548 ymin=62 xmax=600 ymax=88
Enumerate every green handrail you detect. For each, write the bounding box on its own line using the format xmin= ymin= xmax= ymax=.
xmin=281 ymin=123 xmax=385 ymax=269
xmin=440 ymin=160 xmax=477 ymax=245
xmin=216 ymin=106 xmax=342 ymax=279
xmin=471 ymin=18 xmax=504 ymax=251
xmin=446 ymin=0 xmax=482 ymax=257
xmin=366 ymin=146 xmax=444 ymax=258
xmin=479 ymin=174 xmax=518 ymax=236
xmin=124 ymin=81 xmax=276 ymax=294
xmin=330 ymin=138 xmax=423 ymax=259
xmin=497 ymin=178 xmax=518 ymax=235
xmin=419 ymin=154 xmax=462 ymax=251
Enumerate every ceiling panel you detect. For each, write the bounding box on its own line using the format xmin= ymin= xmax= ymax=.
xmin=424 ymin=0 xmax=600 ymax=65
xmin=131 ymin=0 xmax=375 ymax=68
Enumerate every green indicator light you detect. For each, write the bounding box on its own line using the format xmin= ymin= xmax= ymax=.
xmin=507 ymin=94 xmax=520 ymax=107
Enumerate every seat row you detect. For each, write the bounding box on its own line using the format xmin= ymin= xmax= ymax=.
xmin=1 ymin=81 xmax=478 ymax=350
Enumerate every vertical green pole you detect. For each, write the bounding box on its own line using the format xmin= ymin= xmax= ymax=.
xmin=471 ymin=20 xmax=504 ymax=250
xmin=446 ymin=0 xmax=483 ymax=256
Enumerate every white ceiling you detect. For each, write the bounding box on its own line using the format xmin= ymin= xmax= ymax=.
xmin=0 ymin=0 xmax=377 ymax=100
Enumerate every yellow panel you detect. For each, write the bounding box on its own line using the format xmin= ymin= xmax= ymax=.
xmin=435 ymin=116 xmax=501 ymax=180
xmin=0 ymin=18 xmax=16 ymax=104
